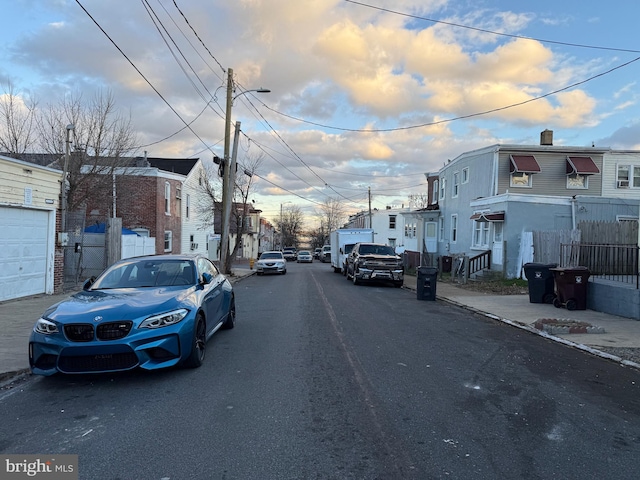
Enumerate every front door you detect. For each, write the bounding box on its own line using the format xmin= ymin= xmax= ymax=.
xmin=425 ymin=222 xmax=437 ymax=253
xmin=492 ymin=222 xmax=504 ymax=266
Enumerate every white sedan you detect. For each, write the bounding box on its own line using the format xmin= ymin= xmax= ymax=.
xmin=296 ymin=250 xmax=313 ymax=263
xmin=255 ymin=251 xmax=287 ymax=275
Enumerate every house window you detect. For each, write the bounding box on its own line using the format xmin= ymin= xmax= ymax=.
xmin=494 ymin=222 xmax=503 ymax=242
xmin=164 ymin=231 xmax=172 ymax=252
xmin=439 ymin=178 xmax=446 ymax=200
xmin=473 ymin=220 xmax=490 ymax=248
xmin=616 ymin=165 xmax=640 ymax=188
xmin=432 ymin=179 xmax=439 ymax=204
xmin=462 ymin=167 xmax=469 ymax=184
xmin=450 ymin=214 xmax=458 ymax=243
xmin=388 ymin=238 xmax=396 ymax=248
xmin=164 ymin=182 xmax=171 ymax=214
xmin=452 ymin=172 xmax=459 ymax=198
xmin=389 ymin=215 xmax=396 ymax=229
xmin=186 ymin=194 xmax=190 ymax=219
xmin=510 ymin=172 xmax=532 ymax=187
xmin=176 ymin=186 xmax=182 ymax=199
xmin=635 ymin=167 xmax=640 ymax=188
xmin=567 ymin=173 xmax=588 ymax=189
xmin=438 ymin=217 xmax=444 ymax=241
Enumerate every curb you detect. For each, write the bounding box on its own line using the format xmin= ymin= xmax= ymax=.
xmin=404 ymin=283 xmax=640 ymax=371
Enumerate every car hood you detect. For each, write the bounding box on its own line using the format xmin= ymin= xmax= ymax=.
xmin=358 ymin=254 xmax=400 ymax=261
xmin=43 ymin=288 xmax=196 ymax=324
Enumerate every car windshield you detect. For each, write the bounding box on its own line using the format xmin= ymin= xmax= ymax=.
xmin=298 ymin=251 xmax=310 ymax=255
xmin=358 ymin=245 xmax=396 ymax=256
xmin=91 ymin=259 xmax=196 ymax=289
xmin=261 ymin=252 xmax=283 ymax=260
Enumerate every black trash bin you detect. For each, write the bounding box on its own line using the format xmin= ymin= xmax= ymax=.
xmin=523 ymin=263 xmax=557 ymax=304
xmin=441 ymin=256 xmax=452 ymax=273
xmin=417 ymin=267 xmax=438 ymax=301
xmin=550 ymin=266 xmax=590 ymax=311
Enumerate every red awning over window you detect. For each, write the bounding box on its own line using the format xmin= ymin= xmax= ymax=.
xmin=566 ymin=156 xmax=600 ymax=175
xmin=510 ymin=155 xmax=541 ymax=173
xmin=470 ymin=211 xmax=505 ymax=222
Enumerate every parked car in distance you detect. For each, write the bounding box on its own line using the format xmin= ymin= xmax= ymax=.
xmin=320 ymin=245 xmax=331 ymax=263
xmin=296 ymin=250 xmax=313 ymax=263
xmin=345 ymin=242 xmax=404 ymax=287
xmin=29 ymin=254 xmax=235 ymax=376
xmin=313 ymin=248 xmax=322 ymax=259
xmin=256 ymin=251 xmax=287 ymax=275
xmin=282 ymin=247 xmax=297 ymax=261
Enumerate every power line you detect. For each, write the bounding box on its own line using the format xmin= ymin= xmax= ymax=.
xmin=262 ymin=54 xmax=640 ymax=133
xmin=75 ymin=0 xmax=217 ymax=157
xmin=344 ymin=0 xmax=640 ymax=54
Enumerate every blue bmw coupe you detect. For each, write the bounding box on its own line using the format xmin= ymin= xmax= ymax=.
xmin=29 ymin=254 xmax=235 ymax=375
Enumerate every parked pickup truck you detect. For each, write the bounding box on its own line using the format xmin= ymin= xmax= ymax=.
xmin=345 ymin=242 xmax=404 ymax=288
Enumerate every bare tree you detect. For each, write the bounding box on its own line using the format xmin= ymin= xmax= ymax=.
xmin=37 ymin=90 xmax=139 ymax=212
xmin=0 ymin=81 xmax=38 ymax=157
xmin=408 ymin=193 xmax=430 ymax=209
xmin=316 ymin=197 xmax=348 ymax=234
xmin=277 ymin=204 xmax=305 ymax=248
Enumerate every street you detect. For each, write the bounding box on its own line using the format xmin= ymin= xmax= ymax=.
xmin=2 ymin=260 xmax=640 ymax=479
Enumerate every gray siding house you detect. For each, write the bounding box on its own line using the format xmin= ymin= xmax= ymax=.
xmin=434 ymin=131 xmax=640 ymax=279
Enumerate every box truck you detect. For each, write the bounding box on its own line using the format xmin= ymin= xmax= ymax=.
xmin=329 ymin=228 xmax=374 ymax=273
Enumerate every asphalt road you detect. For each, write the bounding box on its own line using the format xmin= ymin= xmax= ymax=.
xmin=2 ymin=261 xmax=640 ymax=479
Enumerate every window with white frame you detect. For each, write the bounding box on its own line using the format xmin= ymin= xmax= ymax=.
xmin=389 ymin=215 xmax=396 ymax=229
xmin=462 ymin=167 xmax=469 ymax=184
xmin=567 ymin=173 xmax=588 ymax=189
xmin=510 ymin=171 xmax=532 ymax=187
xmin=404 ymin=222 xmax=417 ymax=238
xmin=450 ymin=214 xmax=458 ymax=243
xmin=438 ymin=217 xmax=444 ymax=241
xmin=186 ymin=194 xmax=190 ymax=218
xmin=439 ymin=178 xmax=446 ymax=200
xmin=164 ymin=182 xmax=171 ymax=214
xmin=388 ymin=238 xmax=396 ymax=248
xmin=164 ymin=230 xmax=172 ymax=252
xmin=452 ymin=172 xmax=459 ymax=198
xmin=432 ymin=179 xmax=439 ymax=204
xmin=472 ymin=220 xmax=490 ymax=248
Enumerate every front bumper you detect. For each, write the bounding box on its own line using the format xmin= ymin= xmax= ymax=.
xmin=355 ymin=268 xmax=404 ymax=282
xmin=29 ymin=320 xmax=194 ymax=376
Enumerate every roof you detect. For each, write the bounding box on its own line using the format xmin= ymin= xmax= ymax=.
xmin=510 ymin=155 xmax=541 ymax=173
xmin=144 ymin=157 xmax=199 ymax=175
xmin=566 ymin=156 xmax=600 ymax=175
xmin=470 ymin=211 xmax=505 ymax=222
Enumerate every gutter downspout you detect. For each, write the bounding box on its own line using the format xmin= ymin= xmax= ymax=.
xmin=570 ymin=196 xmax=577 ymax=230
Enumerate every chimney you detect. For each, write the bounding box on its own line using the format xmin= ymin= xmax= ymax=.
xmin=540 ymin=129 xmax=553 ymax=146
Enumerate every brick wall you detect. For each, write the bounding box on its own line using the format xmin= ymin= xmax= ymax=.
xmin=81 ymin=174 xmax=183 ymax=254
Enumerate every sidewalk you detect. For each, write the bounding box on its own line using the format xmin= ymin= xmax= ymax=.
xmin=2 ymin=266 xmax=639 ymax=383
xmin=404 ymin=274 xmax=640 ymax=368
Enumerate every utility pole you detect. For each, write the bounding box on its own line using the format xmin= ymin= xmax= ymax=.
xmin=60 ymin=124 xmax=75 ymax=232
xmin=368 ymin=186 xmax=372 ymax=229
xmin=219 ymin=69 xmax=234 ymax=274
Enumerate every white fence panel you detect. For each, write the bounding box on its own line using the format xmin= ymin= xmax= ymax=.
xmin=121 ymin=235 xmax=156 ymax=259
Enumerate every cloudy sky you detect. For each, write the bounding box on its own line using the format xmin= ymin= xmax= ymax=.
xmin=2 ymin=0 xmax=639 ymax=224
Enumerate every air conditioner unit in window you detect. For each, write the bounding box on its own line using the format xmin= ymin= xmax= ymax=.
xmin=617 ymin=180 xmax=630 ymax=188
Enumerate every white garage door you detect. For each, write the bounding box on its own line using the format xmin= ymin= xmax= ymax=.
xmin=0 ymin=206 xmax=50 ymax=301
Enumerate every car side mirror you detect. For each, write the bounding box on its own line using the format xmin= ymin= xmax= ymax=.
xmin=83 ymin=276 xmax=96 ymax=290
xmin=201 ymin=272 xmax=213 ymax=285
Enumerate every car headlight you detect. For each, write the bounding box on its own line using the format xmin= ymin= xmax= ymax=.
xmin=140 ymin=309 xmax=189 ymax=329
xmin=34 ymin=318 xmax=59 ymax=335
